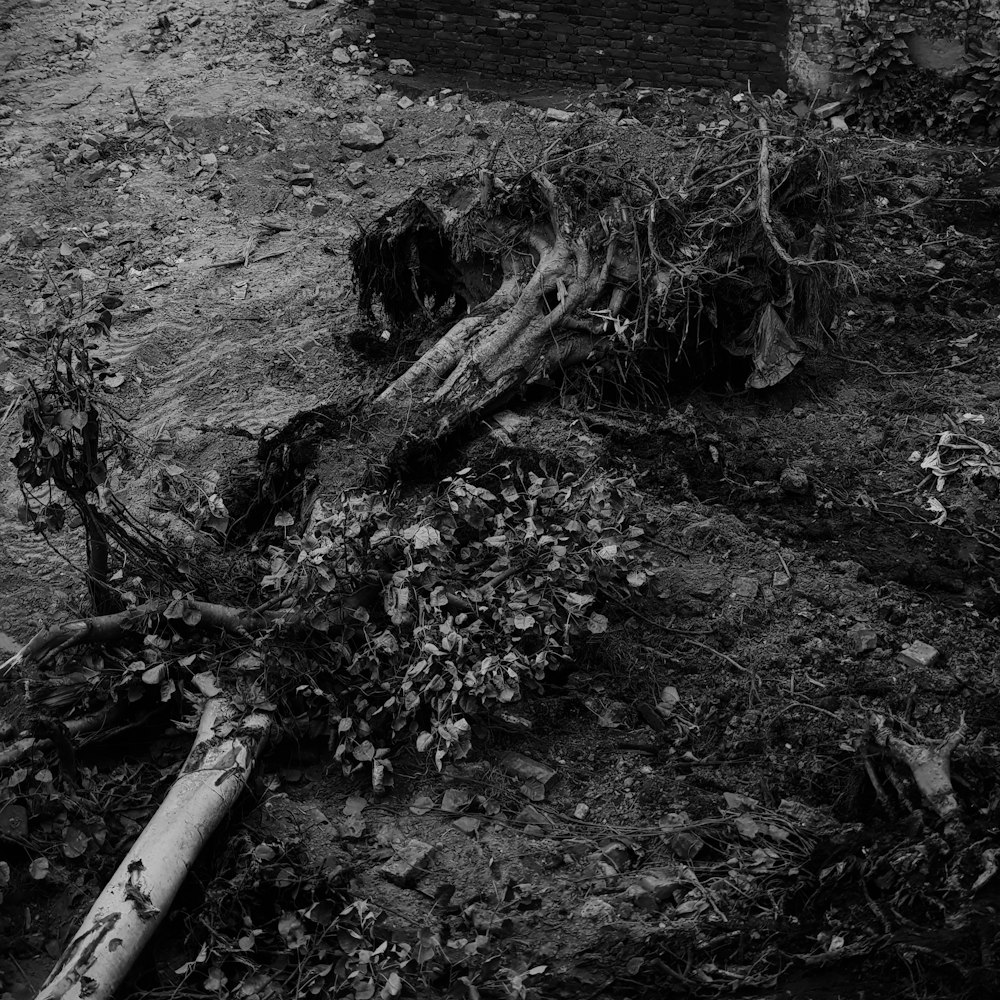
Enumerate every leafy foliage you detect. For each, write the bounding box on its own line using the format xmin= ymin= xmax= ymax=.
xmin=837 ymin=18 xmax=1000 ymax=138
xmin=259 ymin=467 xmax=661 ymax=779
xmin=836 ymin=18 xmax=915 ymax=94
xmin=952 ymin=52 xmax=1000 ymax=138
xmin=169 ymin=828 xmax=547 ymax=1000
xmin=10 ymin=288 xmax=126 ymax=536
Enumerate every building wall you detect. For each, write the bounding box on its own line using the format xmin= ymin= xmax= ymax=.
xmin=376 ymin=1 xmax=1000 ymax=95
xmin=376 ymin=1 xmax=791 ymax=91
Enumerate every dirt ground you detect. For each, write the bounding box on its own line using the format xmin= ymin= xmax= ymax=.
xmin=3 ymin=0 xmax=1000 ymax=998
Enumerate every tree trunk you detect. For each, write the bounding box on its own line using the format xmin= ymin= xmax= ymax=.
xmin=35 ymin=694 xmax=271 ymax=1000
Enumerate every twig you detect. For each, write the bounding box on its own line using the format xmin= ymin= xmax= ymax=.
xmin=57 ymin=84 xmax=101 ymax=110
xmin=127 ymin=87 xmax=145 ymax=123
xmin=830 ymin=353 xmax=977 ymax=377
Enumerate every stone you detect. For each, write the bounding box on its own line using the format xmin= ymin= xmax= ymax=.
xmin=379 ymin=838 xmax=434 ymax=887
xmin=80 ymin=146 xmax=102 ymax=163
xmin=331 ymin=47 xmax=351 ymax=64
xmin=772 ymin=570 xmax=792 ymax=589
xmin=848 ymin=627 xmax=878 ymax=653
xmin=779 ymin=466 xmax=809 ymax=495
xmin=579 ymin=898 xmax=615 ymax=922
xmin=291 ymin=161 xmax=311 ymax=173
xmin=345 ymin=171 xmax=367 ymax=189
xmin=733 ymin=576 xmax=759 ymax=599
xmin=501 ymin=751 xmax=558 ymax=793
xmin=546 ymin=107 xmax=574 ymax=122
xmin=328 ymin=27 xmax=343 ymax=42
xmin=514 ymin=804 xmax=554 ymax=828
xmin=20 ymin=225 xmax=46 ymax=247
xmin=199 ymin=152 xmax=217 ymax=167
xmin=83 ymin=164 xmax=106 ymax=183
xmin=307 ymin=197 xmax=329 ymax=217
xmin=814 ymin=101 xmax=844 ymax=120
xmin=340 ymin=120 xmax=384 ymax=151
xmin=397 ymin=96 xmax=414 ymax=110
xmin=829 ymin=116 xmax=849 ymax=132
xmin=388 ymin=58 xmax=414 ymax=75
xmin=897 ymin=641 xmax=941 ymax=670
xmin=287 ymin=0 xmax=322 ymax=8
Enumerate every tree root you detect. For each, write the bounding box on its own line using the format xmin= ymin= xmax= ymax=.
xmin=872 ymin=713 xmax=969 ymax=841
xmin=35 ymin=693 xmax=271 ymax=1000
xmin=1 ymin=599 xmax=272 ymax=679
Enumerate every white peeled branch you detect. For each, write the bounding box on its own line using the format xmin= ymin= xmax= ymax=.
xmin=36 ymin=695 xmax=271 ymax=1000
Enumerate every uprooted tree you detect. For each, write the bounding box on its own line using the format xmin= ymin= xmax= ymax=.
xmin=17 ymin=101 xmax=991 ymax=998
xmin=350 ymin=109 xmax=847 ymax=476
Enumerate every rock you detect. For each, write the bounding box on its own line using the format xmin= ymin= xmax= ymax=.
xmin=573 ymin=802 xmax=590 ymax=820
xmin=814 ymin=101 xmax=844 ymax=120
xmin=514 ymin=804 xmax=555 ymax=835
xmin=80 ymin=146 xmax=102 ymax=163
xmin=139 ymin=43 xmax=153 ymax=54
xmin=501 ymin=751 xmax=558 ymax=801
xmin=897 ymin=641 xmax=941 ymax=670
xmin=579 ymin=898 xmax=615 ymax=922
xmin=546 ymin=107 xmax=574 ymax=122
xmin=733 ymin=576 xmax=759 ymax=599
xmin=345 ymin=170 xmax=367 ymax=189
xmin=772 ymin=570 xmax=792 ymax=589
xmin=307 ymin=197 xmax=329 ymax=216
xmin=848 ymin=627 xmax=878 ymax=653
xmin=590 ymin=840 xmax=632 ymax=872
xmin=379 ymin=838 xmax=435 ymax=887
xmin=288 ymin=0 xmax=322 ymax=8
xmin=388 ymin=58 xmax=414 ymax=75
xmin=291 ymin=161 xmax=311 ymax=173
xmin=829 ymin=115 xmax=849 ymax=132
xmin=340 ymin=120 xmax=384 ymax=151
xmin=397 ymin=96 xmax=414 ymax=110
xmin=200 ymin=152 xmax=217 ymax=168
xmin=331 ymin=47 xmax=351 ymax=64
xmin=20 ymin=225 xmax=46 ymax=248
xmin=328 ymin=27 xmax=343 ymax=42
xmin=83 ymin=164 xmax=106 ymax=183
xmin=779 ymin=466 xmax=809 ymax=495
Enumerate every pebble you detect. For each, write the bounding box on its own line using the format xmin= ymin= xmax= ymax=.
xmin=779 ymin=466 xmax=809 ymax=495
xmin=897 ymin=640 xmax=941 ymax=670
xmin=848 ymin=627 xmax=878 ymax=653
xmin=379 ymin=839 xmax=435 ymax=887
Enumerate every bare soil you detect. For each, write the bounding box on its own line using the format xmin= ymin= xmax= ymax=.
xmin=3 ymin=1 xmax=1000 ymax=998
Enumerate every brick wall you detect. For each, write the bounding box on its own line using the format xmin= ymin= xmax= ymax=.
xmin=376 ymin=1 xmax=791 ymax=91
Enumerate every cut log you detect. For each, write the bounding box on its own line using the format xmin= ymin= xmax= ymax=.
xmin=35 ymin=694 xmax=271 ymax=1000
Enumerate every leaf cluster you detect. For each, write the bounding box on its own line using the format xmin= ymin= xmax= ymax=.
xmin=259 ymin=467 xmax=662 ymax=777
xmin=172 ymin=829 xmax=547 ymax=1000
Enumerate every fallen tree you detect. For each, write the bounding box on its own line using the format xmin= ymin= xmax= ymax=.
xmin=350 ymin=104 xmax=851 ymax=474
